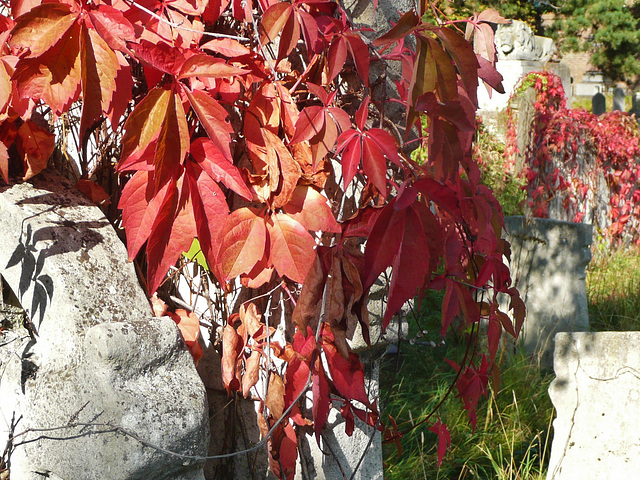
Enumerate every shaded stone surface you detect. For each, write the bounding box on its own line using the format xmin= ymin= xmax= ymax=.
xmin=592 ymin=92 xmax=606 ymax=115
xmin=0 ymin=170 xmax=208 ymax=479
xmin=548 ymin=332 xmax=640 ymax=479
xmin=613 ymin=87 xmax=625 ymax=111
xmin=503 ymin=216 xmax=592 ymax=369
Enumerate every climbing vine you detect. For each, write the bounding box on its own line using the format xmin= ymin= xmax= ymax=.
xmin=507 ymin=71 xmax=640 ymax=244
xmin=0 ymin=1 xmax=524 ymax=477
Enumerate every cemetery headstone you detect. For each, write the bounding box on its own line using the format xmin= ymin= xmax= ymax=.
xmin=613 ymin=87 xmax=625 ymax=111
xmin=592 ymin=92 xmax=606 ymax=115
xmin=630 ymin=92 xmax=640 ymax=117
xmin=548 ymin=332 xmax=640 ymax=479
xmin=502 ymin=216 xmax=592 ymax=369
xmin=0 ymin=170 xmax=209 ymax=479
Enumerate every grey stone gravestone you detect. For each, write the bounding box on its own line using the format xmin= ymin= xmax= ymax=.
xmin=592 ymin=92 xmax=606 ymax=115
xmin=0 ymin=170 xmax=209 ymax=479
xmin=548 ymin=332 xmax=640 ymax=479
xmin=613 ymin=87 xmax=625 ymax=111
xmin=503 ymin=216 xmax=592 ymax=369
xmin=630 ymin=92 xmax=640 ymax=117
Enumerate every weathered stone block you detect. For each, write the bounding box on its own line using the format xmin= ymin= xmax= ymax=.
xmin=548 ymin=332 xmax=640 ymax=479
xmin=503 ymin=216 xmax=592 ymax=369
xmin=0 ymin=170 xmax=208 ymax=479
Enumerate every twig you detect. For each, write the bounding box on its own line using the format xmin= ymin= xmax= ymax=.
xmin=122 ymin=0 xmax=249 ymax=42
xmin=12 ymin=375 xmax=312 ymax=462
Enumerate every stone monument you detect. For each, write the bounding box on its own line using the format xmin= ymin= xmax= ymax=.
xmin=503 ymin=216 xmax=592 ymax=369
xmin=548 ymin=332 xmax=640 ymax=479
xmin=592 ymin=92 xmax=606 ymax=115
xmin=0 ymin=170 xmax=209 ymax=479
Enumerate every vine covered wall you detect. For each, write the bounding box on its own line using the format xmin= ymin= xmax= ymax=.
xmin=507 ymin=71 xmax=640 ymax=245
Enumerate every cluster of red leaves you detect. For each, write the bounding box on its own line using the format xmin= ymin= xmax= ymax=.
xmin=507 ymin=71 xmax=640 ymax=243
xmin=0 ymin=0 xmax=524 ymax=475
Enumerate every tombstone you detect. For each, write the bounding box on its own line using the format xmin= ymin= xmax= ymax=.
xmin=592 ymin=92 xmax=606 ymax=115
xmin=613 ymin=87 xmax=625 ymax=111
xmin=478 ymin=20 xmax=559 ymax=111
xmin=548 ymin=332 xmax=640 ymax=479
xmin=629 ymin=92 xmax=640 ymax=117
xmin=0 ymin=170 xmax=209 ymax=479
xmin=502 ymin=216 xmax=592 ymax=369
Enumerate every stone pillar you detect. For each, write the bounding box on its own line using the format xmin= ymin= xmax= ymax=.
xmin=0 ymin=170 xmax=209 ymax=479
xmin=503 ymin=216 xmax=592 ymax=369
xmin=548 ymin=332 xmax=640 ymax=479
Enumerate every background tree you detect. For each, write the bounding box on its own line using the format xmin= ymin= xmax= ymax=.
xmin=550 ymin=0 xmax=640 ymax=86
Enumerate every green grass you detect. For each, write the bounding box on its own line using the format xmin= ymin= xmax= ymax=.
xmin=381 ymin=293 xmax=555 ymax=480
xmin=587 ymin=246 xmax=640 ymax=331
xmin=382 ymin=244 xmax=640 ymax=479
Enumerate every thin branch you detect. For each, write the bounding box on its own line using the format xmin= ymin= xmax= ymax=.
xmin=122 ymin=0 xmax=249 ymax=42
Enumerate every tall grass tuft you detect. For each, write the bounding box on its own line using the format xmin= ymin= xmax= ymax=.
xmin=587 ymin=246 xmax=640 ymax=331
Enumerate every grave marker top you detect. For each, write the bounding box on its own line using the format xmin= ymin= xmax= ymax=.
xmin=613 ymin=87 xmax=625 ymax=111
xmin=592 ymin=92 xmax=606 ymax=115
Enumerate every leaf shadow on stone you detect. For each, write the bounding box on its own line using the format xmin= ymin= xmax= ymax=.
xmin=5 ymin=212 xmax=108 ymax=331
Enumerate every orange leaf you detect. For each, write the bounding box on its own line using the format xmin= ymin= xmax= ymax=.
xmin=178 ymin=54 xmax=249 ymax=79
xmin=267 ymin=213 xmax=316 ymax=284
xmin=282 ymin=185 xmax=341 ymax=233
xmin=216 ymin=207 xmax=267 ymax=280
xmin=17 ymin=120 xmax=54 ymax=180
xmin=153 ymin=90 xmax=189 ymax=190
xmin=242 ymin=349 xmax=261 ymax=397
xmin=118 ymin=87 xmax=171 ymax=170
xmin=10 ymin=2 xmax=76 ymax=58
xmin=170 ymin=308 xmax=203 ymax=364
xmin=221 ymin=323 xmax=243 ymax=393
xmin=13 ymin=21 xmax=82 ymax=114
xmin=76 ymin=179 xmax=111 ymax=206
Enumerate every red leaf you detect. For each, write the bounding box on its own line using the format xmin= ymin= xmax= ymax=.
xmin=361 ymin=135 xmax=387 ymax=195
xmin=362 ymin=199 xmax=405 ymax=289
xmin=290 ymin=105 xmax=325 ymax=144
xmin=326 ymin=36 xmax=347 ymax=84
xmin=336 ymin=129 xmax=360 ymax=189
xmin=183 ymin=87 xmax=234 ymax=163
xmin=429 ymin=420 xmax=451 ymax=468
xmin=146 ymin=175 xmax=197 ymax=294
xmin=88 ymin=5 xmax=136 ymax=54
xmin=184 ymin=161 xmax=229 ymax=267
xmin=312 ymin=355 xmax=331 ymax=442
xmin=190 ymin=136 xmax=251 ymax=199
xmin=282 ymin=185 xmax=340 ymax=233
xmin=200 ymin=38 xmax=251 ymax=57
xmin=216 ymin=207 xmax=267 ymax=280
xmin=267 ymin=213 xmax=317 ymax=284
xmin=382 ymin=204 xmax=431 ymax=328
xmin=322 ymin=339 xmax=370 ymax=406
xmin=127 ymin=39 xmax=185 ymax=76
xmin=119 ymin=170 xmax=171 ymax=260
